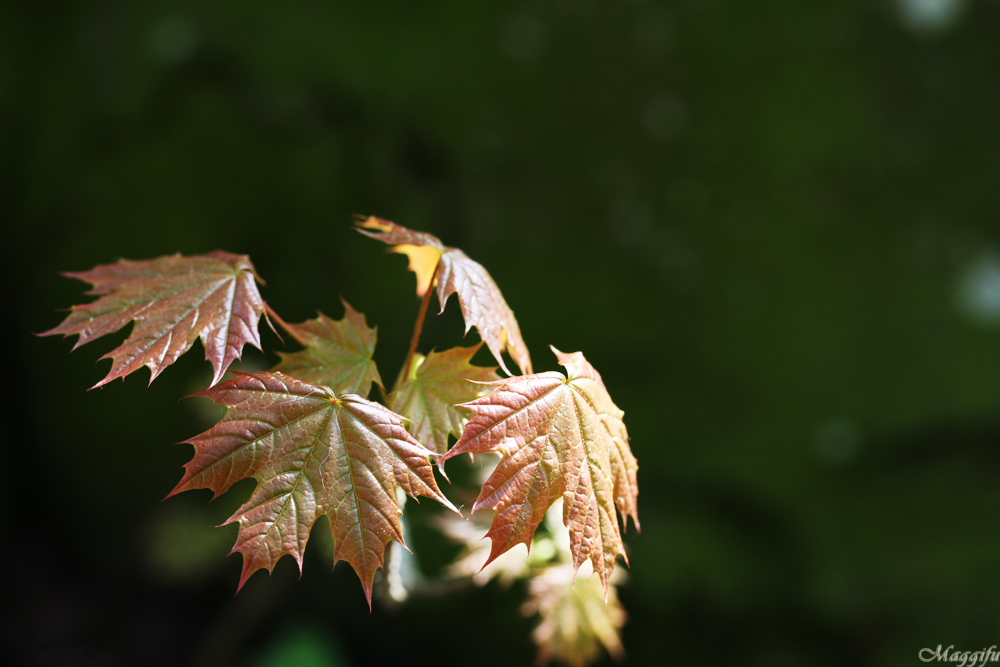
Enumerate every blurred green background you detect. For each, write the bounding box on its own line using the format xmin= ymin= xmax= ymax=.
xmin=5 ymin=0 xmax=1000 ymax=665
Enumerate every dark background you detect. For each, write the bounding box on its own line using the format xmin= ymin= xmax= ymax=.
xmin=4 ymin=1 xmax=1000 ymax=666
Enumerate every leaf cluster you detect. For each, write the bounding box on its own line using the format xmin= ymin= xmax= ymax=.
xmin=43 ymin=218 xmax=639 ymax=618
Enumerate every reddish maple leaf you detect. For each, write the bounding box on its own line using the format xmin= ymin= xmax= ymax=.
xmin=356 ymin=216 xmax=533 ymax=376
xmin=439 ymin=348 xmax=639 ymax=592
xmin=387 ymin=343 xmax=499 ymax=455
xmin=271 ymin=299 xmax=383 ymax=397
xmin=168 ymin=371 xmax=456 ymax=604
xmin=42 ymin=251 xmax=265 ymax=387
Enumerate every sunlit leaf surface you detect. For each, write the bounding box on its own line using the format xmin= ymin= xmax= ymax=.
xmin=43 ymin=251 xmax=265 ymax=387
xmin=357 ymin=216 xmax=533 ymax=375
xmin=169 ymin=371 xmax=456 ymax=604
xmin=439 ymin=347 xmax=639 ymax=592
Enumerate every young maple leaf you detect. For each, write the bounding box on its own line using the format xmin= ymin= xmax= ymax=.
xmin=438 ymin=347 xmax=639 ymax=593
xmin=167 ymin=371 xmax=457 ymax=605
xmin=355 ymin=216 xmax=533 ymax=376
xmin=523 ymin=563 xmax=627 ymax=667
xmin=42 ymin=251 xmax=265 ymax=388
xmin=387 ymin=343 xmax=499 ymax=455
xmin=271 ymin=298 xmax=383 ymax=397
xmin=437 ymin=510 xmax=532 ymax=587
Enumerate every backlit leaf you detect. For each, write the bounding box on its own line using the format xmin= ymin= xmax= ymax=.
xmin=437 ymin=510 xmax=533 ymax=587
xmin=272 ymin=299 xmax=383 ymax=397
xmin=523 ymin=563 xmax=627 ymax=667
xmin=387 ymin=344 xmax=499 ymax=455
xmin=42 ymin=251 xmax=265 ymax=387
xmin=439 ymin=347 xmax=639 ymax=592
xmin=168 ymin=371 xmax=457 ymax=605
xmin=356 ymin=216 xmax=533 ymax=376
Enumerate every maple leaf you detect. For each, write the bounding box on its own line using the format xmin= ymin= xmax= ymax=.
xmin=356 ymin=216 xmax=533 ymax=376
xmin=271 ymin=299 xmax=383 ymax=397
xmin=167 ymin=371 xmax=457 ymax=605
xmin=523 ymin=563 xmax=627 ymax=667
xmin=387 ymin=343 xmax=499 ymax=455
xmin=41 ymin=251 xmax=265 ymax=388
xmin=438 ymin=347 xmax=639 ymax=593
xmin=437 ymin=510 xmax=533 ymax=587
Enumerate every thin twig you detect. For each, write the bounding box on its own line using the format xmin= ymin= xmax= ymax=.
xmin=395 ymin=259 xmax=441 ymax=392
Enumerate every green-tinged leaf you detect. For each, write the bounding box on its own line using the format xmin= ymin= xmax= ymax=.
xmin=272 ymin=299 xmax=382 ymax=397
xmin=437 ymin=510 xmax=532 ymax=586
xmin=387 ymin=344 xmax=499 ymax=455
xmin=42 ymin=251 xmax=265 ymax=387
xmin=168 ymin=371 xmax=457 ymax=605
xmin=439 ymin=347 xmax=639 ymax=593
xmin=356 ymin=216 xmax=533 ymax=376
xmin=523 ymin=563 xmax=627 ymax=667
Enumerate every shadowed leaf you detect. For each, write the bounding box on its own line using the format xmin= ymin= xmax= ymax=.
xmin=272 ymin=299 xmax=383 ymax=397
xmin=388 ymin=344 xmax=499 ymax=455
